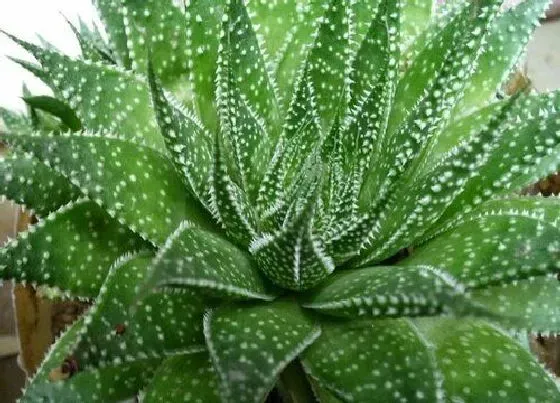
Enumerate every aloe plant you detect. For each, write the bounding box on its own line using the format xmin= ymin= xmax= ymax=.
xmin=1 ymin=0 xmax=560 ymax=401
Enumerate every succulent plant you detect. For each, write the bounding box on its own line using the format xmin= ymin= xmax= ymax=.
xmin=1 ymin=0 xmax=560 ymax=401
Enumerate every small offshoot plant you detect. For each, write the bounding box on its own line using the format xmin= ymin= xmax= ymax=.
xmin=1 ymin=0 xmax=560 ymax=401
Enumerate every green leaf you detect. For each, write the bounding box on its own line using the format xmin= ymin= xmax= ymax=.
xmin=305 ymin=318 xmax=560 ymax=402
xmin=215 ymin=42 xmax=275 ymax=203
xmin=5 ymin=34 xmax=166 ymax=152
xmin=204 ymin=300 xmax=321 ymax=403
xmin=144 ymin=352 xmax=220 ymax=403
xmin=65 ymin=17 xmax=115 ymax=64
xmin=0 ymin=151 xmax=81 ymax=216
xmin=142 ymin=222 xmax=275 ymax=301
xmin=184 ymin=0 xmax=225 ymax=132
xmin=510 ymin=144 xmax=560 ymax=191
xmin=358 ymin=90 xmax=521 ymax=264
xmin=413 ymin=318 xmax=560 ymax=402
xmin=400 ymin=0 xmax=434 ymax=48
xmin=121 ymin=0 xmax=193 ymax=105
xmin=471 ymin=275 xmax=560 ymax=333
xmin=303 ymin=265 xmax=465 ymax=318
xmin=454 ymin=0 xmax=551 ymax=115
xmin=147 ymin=61 xmax=213 ymax=205
xmin=0 ymin=199 xmax=147 ymax=298
xmin=72 ymin=252 xmax=205 ymax=368
xmin=404 ymin=197 xmax=560 ymax=289
xmin=252 ymin=169 xmax=335 ymax=290
xmin=344 ymin=0 xmax=401 ymax=208
xmin=23 ymin=96 xmax=82 ymax=131
xmin=218 ymin=0 xmax=281 ymax=129
xmin=434 ymin=91 xmax=560 ymax=226
xmin=387 ymin=2 xmax=469 ymax=133
xmin=210 ymin=131 xmax=257 ymax=246
xmin=93 ymin=0 xmax=132 ymax=68
xmin=26 ymin=360 xmax=158 ymax=402
xmin=288 ymin=0 xmax=352 ymax=133
xmin=262 ymin=1 xmax=323 ymax=113
xmin=0 ymin=106 xmax=33 ymax=134
xmin=302 ymin=319 xmax=442 ymax=402
xmin=363 ymin=0 xmax=503 ymax=213
xmin=4 ymin=132 xmax=213 ymax=245
xmin=419 ymin=99 xmax=506 ymax=174
xmin=21 ymin=317 xmax=160 ymax=402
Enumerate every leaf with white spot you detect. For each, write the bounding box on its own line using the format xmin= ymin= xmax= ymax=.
xmin=66 ymin=17 xmax=115 ymax=64
xmin=344 ymin=0 xmax=400 ymax=208
xmin=93 ymin=0 xmax=132 ymax=68
xmin=252 ymin=169 xmax=335 ymax=290
xmin=287 ymin=0 xmax=352 ymax=133
xmin=4 ymin=132 xmax=214 ymax=245
xmin=302 ymin=318 xmax=442 ymax=402
xmin=0 ymin=199 xmax=147 ymax=297
xmin=184 ymin=0 xmax=224 ymax=131
xmin=144 ymin=352 xmax=220 ymax=403
xmin=0 ymin=106 xmax=33 ymax=134
xmin=434 ymin=91 xmax=560 ymax=226
xmin=72 ymin=252 xmax=205 ymax=368
xmin=5 ymin=34 xmax=166 ymax=152
xmin=413 ymin=318 xmax=560 ymax=402
xmin=218 ymin=0 xmax=281 ymax=130
xmin=362 ymin=0 xmax=503 ymax=212
xmin=215 ymin=55 xmax=274 ymax=202
xmin=147 ymin=62 xmax=213 ymax=205
xmin=470 ymin=275 xmax=560 ymax=333
xmin=0 ymin=152 xmax=81 ymax=216
xmin=510 ymin=144 xmax=560 ymax=191
xmin=22 ymin=316 xmax=158 ymax=402
xmin=455 ymin=0 xmax=551 ymax=115
xmin=121 ymin=0 xmax=193 ymax=105
xmin=22 ymin=96 xmax=82 ymax=131
xmin=400 ymin=0 xmax=434 ymax=48
xmin=303 ymin=265 xmax=466 ymax=318
xmin=210 ymin=132 xmax=257 ymax=246
xmin=204 ymin=300 xmax=321 ymax=403
xmin=142 ymin=223 xmax=275 ymax=300
xmin=404 ymin=197 xmax=560 ymax=288
xmin=358 ymin=91 xmax=521 ymax=264
xmin=419 ymin=99 xmax=506 ymax=173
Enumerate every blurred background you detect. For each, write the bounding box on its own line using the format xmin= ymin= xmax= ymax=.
xmin=0 ymin=1 xmax=560 ymax=401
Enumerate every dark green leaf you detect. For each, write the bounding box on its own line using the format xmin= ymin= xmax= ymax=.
xmin=455 ymin=0 xmax=551 ymax=115
xmin=303 ymin=265 xmax=465 ymax=318
xmin=210 ymin=131 xmax=257 ymax=246
xmin=5 ymin=34 xmax=166 ymax=152
xmin=0 ymin=151 xmax=81 ymax=216
xmin=93 ymin=0 xmax=132 ymax=68
xmin=143 ymin=223 xmax=275 ymax=300
xmin=23 ymin=96 xmax=82 ymax=131
xmin=470 ymin=275 xmax=560 ymax=333
xmin=413 ymin=318 xmax=560 ymax=402
xmin=72 ymin=252 xmax=205 ymax=367
xmin=147 ymin=61 xmax=213 ymax=206
xmin=252 ymin=169 xmax=335 ymax=290
xmin=121 ymin=0 xmax=193 ymax=105
xmin=144 ymin=352 xmax=220 ymax=403
xmin=302 ymin=319 xmax=442 ymax=402
xmin=287 ymin=0 xmax=352 ymax=133
xmin=0 ymin=199 xmax=147 ymax=298
xmin=404 ymin=197 xmax=560 ymax=288
xmin=434 ymin=91 xmax=560 ymax=226
xmin=184 ymin=0 xmax=225 ymax=132
xmin=204 ymin=300 xmax=321 ymax=403
xmin=218 ymin=0 xmax=281 ymax=129
xmin=4 ymin=132 xmax=213 ymax=245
